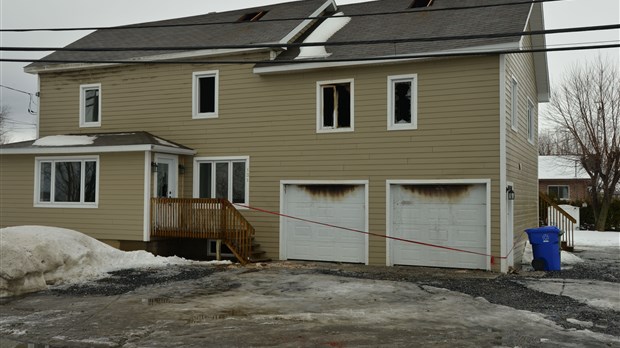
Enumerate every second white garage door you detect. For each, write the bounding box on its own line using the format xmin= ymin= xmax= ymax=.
xmin=389 ymin=182 xmax=489 ymax=270
xmin=281 ymin=183 xmax=367 ymax=263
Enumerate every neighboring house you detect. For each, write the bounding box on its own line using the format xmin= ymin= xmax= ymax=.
xmin=539 ymin=156 xmax=591 ymax=202
xmin=0 ymin=0 xmax=548 ymax=272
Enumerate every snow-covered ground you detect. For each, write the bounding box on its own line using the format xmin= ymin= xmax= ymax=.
xmin=0 ymin=226 xmax=228 ymax=297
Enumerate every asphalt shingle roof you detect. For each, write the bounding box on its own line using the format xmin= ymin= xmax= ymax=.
xmin=27 ymin=0 xmax=534 ymax=69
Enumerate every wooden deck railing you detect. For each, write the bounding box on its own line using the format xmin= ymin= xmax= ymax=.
xmin=150 ymin=197 xmax=254 ymax=264
xmin=539 ymin=192 xmax=577 ymax=250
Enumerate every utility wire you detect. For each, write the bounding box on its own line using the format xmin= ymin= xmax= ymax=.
xmin=2 ymin=43 xmax=618 ymax=65
xmin=0 ymin=84 xmax=35 ymax=96
xmin=0 ymin=0 xmax=561 ymax=32
xmin=3 ymin=24 xmax=618 ymax=52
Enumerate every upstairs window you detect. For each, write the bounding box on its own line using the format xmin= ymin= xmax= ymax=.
xmin=35 ymin=156 xmax=99 ymax=207
xmin=317 ymin=79 xmax=354 ymax=133
xmin=193 ymin=70 xmax=219 ymax=119
xmin=527 ymin=99 xmax=535 ymax=143
xmin=510 ymin=77 xmax=518 ymax=131
xmin=79 ymin=84 xmax=101 ymax=127
xmin=388 ymin=74 xmax=418 ymax=130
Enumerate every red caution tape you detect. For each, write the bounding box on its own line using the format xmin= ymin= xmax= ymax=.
xmin=234 ymin=203 xmax=525 ymax=263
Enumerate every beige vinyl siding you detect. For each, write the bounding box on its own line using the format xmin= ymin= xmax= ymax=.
xmin=35 ymin=53 xmax=502 ymax=266
xmin=505 ymin=31 xmax=540 ymax=265
xmin=0 ymin=152 xmax=144 ymax=241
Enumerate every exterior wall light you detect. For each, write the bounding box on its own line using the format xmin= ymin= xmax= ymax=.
xmin=151 ymin=161 xmax=158 ymax=172
xmin=507 ymin=185 xmax=515 ymax=200
xmin=178 ymin=164 xmax=186 ymax=175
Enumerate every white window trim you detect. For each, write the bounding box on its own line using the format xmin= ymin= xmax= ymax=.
xmin=316 ymin=78 xmax=355 ymax=133
xmin=510 ymin=77 xmax=518 ymax=132
xmin=34 ymin=155 xmax=100 ymax=208
xmin=548 ymin=185 xmax=570 ymax=200
xmin=192 ymin=156 xmax=249 ymax=208
xmin=527 ymin=98 xmax=535 ymax=144
xmin=387 ymin=74 xmax=418 ymax=131
xmin=192 ymin=70 xmax=219 ymax=119
xmin=79 ymin=83 xmax=101 ymax=128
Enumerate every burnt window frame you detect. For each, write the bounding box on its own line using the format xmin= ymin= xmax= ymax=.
xmin=316 ymin=79 xmax=355 ymax=133
xmin=79 ymin=83 xmax=101 ymax=128
xmin=34 ymin=155 xmax=99 ymax=208
xmin=387 ymin=74 xmax=418 ymax=131
xmin=192 ymin=70 xmax=219 ymax=119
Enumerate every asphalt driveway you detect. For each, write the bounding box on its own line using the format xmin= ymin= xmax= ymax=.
xmin=0 ymin=248 xmax=618 ymax=348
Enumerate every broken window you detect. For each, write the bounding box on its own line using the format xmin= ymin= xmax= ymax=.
xmin=238 ymin=10 xmax=268 ymax=22
xmin=388 ymin=74 xmax=417 ymax=130
xmin=409 ymin=0 xmax=433 ymax=8
xmin=318 ymin=80 xmax=353 ymax=132
xmin=193 ymin=70 xmax=219 ymax=118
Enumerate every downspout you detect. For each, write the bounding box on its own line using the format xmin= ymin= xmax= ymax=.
xmin=499 ymin=55 xmax=508 ymax=273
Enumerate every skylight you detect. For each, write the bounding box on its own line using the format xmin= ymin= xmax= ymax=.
xmin=410 ymin=0 xmax=433 ymax=8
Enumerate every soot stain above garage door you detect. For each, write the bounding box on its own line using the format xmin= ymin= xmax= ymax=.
xmin=299 ymin=184 xmax=359 ymax=200
xmin=401 ymin=184 xmax=472 ymax=200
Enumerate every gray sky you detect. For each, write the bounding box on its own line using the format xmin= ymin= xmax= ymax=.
xmin=1 ymin=0 xmax=618 ymax=142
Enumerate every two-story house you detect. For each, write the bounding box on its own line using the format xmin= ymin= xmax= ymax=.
xmin=0 ymin=0 xmax=548 ymax=272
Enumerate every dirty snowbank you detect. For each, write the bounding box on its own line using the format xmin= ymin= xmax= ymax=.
xmin=0 ymin=226 xmax=227 ymax=297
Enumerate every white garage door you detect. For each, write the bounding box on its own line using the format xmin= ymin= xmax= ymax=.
xmin=282 ymin=184 xmax=366 ymax=263
xmin=389 ymin=183 xmax=488 ymax=269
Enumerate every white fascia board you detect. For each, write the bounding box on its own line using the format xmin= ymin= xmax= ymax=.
xmin=1 ymin=144 xmax=196 ymax=155
xmin=279 ymin=0 xmax=338 ymax=45
xmin=24 ymin=47 xmax=271 ymax=74
xmin=529 ymin=2 xmax=550 ymax=102
xmin=254 ymin=42 xmax=520 ymax=75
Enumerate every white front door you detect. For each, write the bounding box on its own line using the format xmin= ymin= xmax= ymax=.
xmin=154 ymin=154 xmax=178 ymax=198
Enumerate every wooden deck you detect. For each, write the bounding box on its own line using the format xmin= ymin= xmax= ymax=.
xmin=150 ymin=197 xmax=254 ymax=264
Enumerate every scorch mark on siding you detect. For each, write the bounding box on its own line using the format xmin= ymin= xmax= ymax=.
xmin=299 ymin=184 xmax=358 ymax=200
xmin=401 ymin=184 xmax=472 ymax=199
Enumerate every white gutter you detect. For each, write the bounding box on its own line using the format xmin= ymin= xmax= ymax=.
xmin=254 ymin=42 xmax=520 ymax=75
xmin=0 ymin=144 xmax=196 ymax=155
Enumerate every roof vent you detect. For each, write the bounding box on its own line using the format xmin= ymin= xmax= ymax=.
xmin=238 ymin=10 xmax=268 ymax=22
xmin=409 ymin=0 xmax=433 ymax=8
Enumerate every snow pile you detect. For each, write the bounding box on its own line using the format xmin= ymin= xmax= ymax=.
xmin=33 ymin=135 xmax=96 ymax=146
xmin=296 ymin=13 xmax=351 ymax=59
xmin=0 ymin=226 xmax=226 ymax=297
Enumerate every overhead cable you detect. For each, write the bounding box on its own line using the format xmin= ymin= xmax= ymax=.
xmin=0 ymin=0 xmax=561 ymax=32
xmin=2 ymin=24 xmax=618 ymax=53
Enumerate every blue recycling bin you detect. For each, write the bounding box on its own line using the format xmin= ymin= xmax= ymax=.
xmin=525 ymin=226 xmax=561 ymax=271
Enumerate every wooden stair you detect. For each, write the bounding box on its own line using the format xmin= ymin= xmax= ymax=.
xmin=538 ymin=192 xmax=577 ymax=251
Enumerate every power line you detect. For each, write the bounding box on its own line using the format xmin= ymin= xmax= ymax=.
xmin=2 ymin=43 xmax=618 ymax=65
xmin=0 ymin=84 xmax=36 ymax=96
xmin=0 ymin=0 xmax=561 ymax=32
xmin=3 ymin=24 xmax=618 ymax=53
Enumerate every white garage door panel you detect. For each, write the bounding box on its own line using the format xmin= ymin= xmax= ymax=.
xmin=283 ymin=184 xmax=366 ymax=263
xmin=391 ymin=184 xmax=487 ymax=269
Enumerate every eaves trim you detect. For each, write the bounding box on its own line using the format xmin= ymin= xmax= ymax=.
xmin=1 ymin=144 xmax=196 ymax=155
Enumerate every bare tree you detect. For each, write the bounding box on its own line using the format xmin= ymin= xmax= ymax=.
xmin=538 ymin=128 xmax=580 ymax=155
xmin=0 ymin=105 xmax=10 ymax=144
xmin=547 ymin=57 xmax=620 ymax=231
